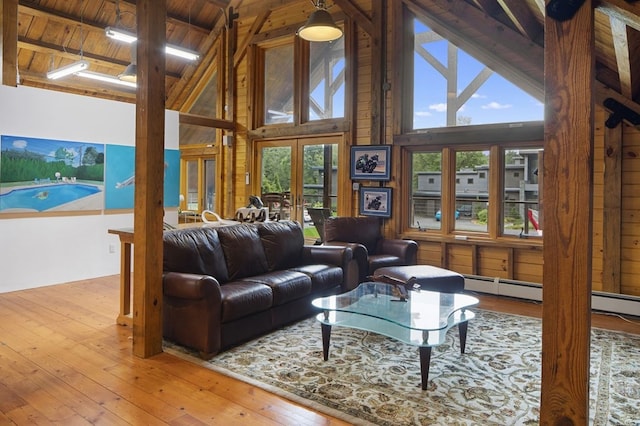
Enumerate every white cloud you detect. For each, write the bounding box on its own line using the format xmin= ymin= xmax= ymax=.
xmin=481 ymin=101 xmax=512 ymax=110
xmin=429 ymin=103 xmax=447 ymax=112
xmin=415 ymin=111 xmax=432 ymax=117
xmin=12 ymin=140 xmax=28 ymax=149
xmin=471 ymin=93 xmax=486 ymax=99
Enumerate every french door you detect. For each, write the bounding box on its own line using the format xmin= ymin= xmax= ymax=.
xmin=255 ymin=136 xmax=339 ymax=224
xmin=182 ymin=157 xmax=216 ymax=213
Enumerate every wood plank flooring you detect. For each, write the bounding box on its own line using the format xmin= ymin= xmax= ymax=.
xmin=1 ymin=276 xmax=639 ymax=425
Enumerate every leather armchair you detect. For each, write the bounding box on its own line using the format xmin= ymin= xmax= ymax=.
xmin=323 ymin=216 xmax=418 ymax=283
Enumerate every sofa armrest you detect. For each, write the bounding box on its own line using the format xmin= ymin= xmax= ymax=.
xmin=321 ymin=241 xmax=369 ymax=285
xmin=377 ymin=239 xmax=419 ymax=265
xmin=302 ymin=245 xmax=359 ymax=292
xmin=162 ymin=272 xmax=223 ymax=358
xmin=163 ymin=272 xmax=222 ymax=301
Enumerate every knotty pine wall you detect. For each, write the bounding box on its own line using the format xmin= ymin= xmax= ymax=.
xmin=223 ymin=0 xmax=639 ymax=297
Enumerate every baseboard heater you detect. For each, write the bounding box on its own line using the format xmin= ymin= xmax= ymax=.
xmin=464 ymin=275 xmax=640 ymax=317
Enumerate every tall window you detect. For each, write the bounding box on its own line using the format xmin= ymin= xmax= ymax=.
xmin=412 ymin=18 xmax=543 ymax=130
xmin=264 ymin=44 xmax=294 ymax=124
xmin=309 ymin=38 xmax=345 ymax=120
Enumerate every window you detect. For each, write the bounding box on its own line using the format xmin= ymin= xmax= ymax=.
xmin=410 ymin=17 xmax=543 ymax=130
xmin=503 ymin=148 xmax=542 ymax=237
xmin=405 ymin=140 xmax=543 ymax=240
xmin=309 ymin=38 xmax=345 ymax=120
xmin=264 ymin=44 xmax=294 ymax=124
xmin=455 ymin=150 xmax=489 ymax=233
xmin=410 ymin=151 xmax=442 ymax=230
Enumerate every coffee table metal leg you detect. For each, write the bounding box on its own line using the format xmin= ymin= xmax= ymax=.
xmin=458 ymin=320 xmax=469 ymax=353
xmin=419 ymin=346 xmax=432 ymax=390
xmin=321 ymin=323 xmax=332 ymax=361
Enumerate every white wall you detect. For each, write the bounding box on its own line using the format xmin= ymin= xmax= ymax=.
xmin=0 ymin=85 xmax=179 ymax=293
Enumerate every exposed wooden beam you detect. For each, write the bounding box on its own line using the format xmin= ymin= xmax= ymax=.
xmin=496 ymin=0 xmax=543 ymax=41
xmin=2 ymin=0 xmax=18 ymax=87
xmin=18 ymin=37 xmax=182 ymax=80
xmin=595 ymin=80 xmax=640 ymax=125
xmin=19 ymin=1 xmax=211 ymax=42
xmin=596 ymin=0 xmax=640 ymax=31
xmin=541 ymin=0 xmax=594 ymax=423
xmin=470 ymin=0 xmax=501 ymax=15
xmin=333 ymin=0 xmax=374 ymax=36
xmin=179 ymin=112 xmax=235 ymax=130
xmin=132 ymin=0 xmax=166 ymax=359
xmin=609 ymin=16 xmax=633 ymax=98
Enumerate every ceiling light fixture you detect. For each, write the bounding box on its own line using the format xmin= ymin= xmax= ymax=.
xmin=76 ymin=70 xmax=137 ymax=88
xmin=46 ymin=59 xmax=89 ymax=80
xmin=104 ymin=26 xmax=200 ymax=61
xmin=119 ymin=42 xmax=137 ymax=83
xmin=297 ymin=0 xmax=343 ymax=42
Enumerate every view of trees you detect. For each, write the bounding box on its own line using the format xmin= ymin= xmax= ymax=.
xmin=0 ymin=147 xmax=104 ymax=184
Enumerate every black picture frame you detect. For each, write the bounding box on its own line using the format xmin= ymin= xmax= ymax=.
xmin=350 ymin=145 xmax=391 ymax=181
xmin=359 ymin=186 xmax=392 ymax=218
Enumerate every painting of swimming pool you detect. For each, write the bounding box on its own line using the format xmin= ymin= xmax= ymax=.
xmin=0 ymin=184 xmax=102 ymax=212
xmin=0 ymin=135 xmax=105 ymax=213
xmin=104 ymin=145 xmax=180 ymax=210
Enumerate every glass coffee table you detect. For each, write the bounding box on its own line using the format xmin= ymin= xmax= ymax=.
xmin=312 ymin=282 xmax=479 ymax=390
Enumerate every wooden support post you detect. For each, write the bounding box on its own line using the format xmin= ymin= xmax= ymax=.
xmin=1 ymin=0 xmax=18 ymax=87
xmin=601 ymin=124 xmax=622 ymax=293
xmin=540 ymin=0 xmax=594 ymax=423
xmin=132 ymin=0 xmax=166 ymax=358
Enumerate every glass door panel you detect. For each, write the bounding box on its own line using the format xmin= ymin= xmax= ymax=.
xmin=257 ymin=137 xmax=339 ymax=237
xmin=204 ymin=159 xmax=216 ymax=211
xmin=186 ymin=160 xmax=199 ymax=211
xmin=259 ymin=144 xmax=294 ymax=221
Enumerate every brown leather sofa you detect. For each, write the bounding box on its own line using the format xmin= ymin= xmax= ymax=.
xmin=162 ymin=220 xmax=355 ymax=358
xmin=323 ymin=216 xmax=418 ymax=282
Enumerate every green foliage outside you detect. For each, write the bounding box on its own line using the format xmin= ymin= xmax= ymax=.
xmin=0 ymin=148 xmax=104 ymax=183
xmin=476 ymin=208 xmax=488 ymax=224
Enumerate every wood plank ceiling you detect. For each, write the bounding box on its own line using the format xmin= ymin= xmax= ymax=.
xmin=8 ymin=0 xmax=640 ymax=116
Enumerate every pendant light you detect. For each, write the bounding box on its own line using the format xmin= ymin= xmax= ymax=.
xmin=297 ymin=0 xmax=343 ymax=42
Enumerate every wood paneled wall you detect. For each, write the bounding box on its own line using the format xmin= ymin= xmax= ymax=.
xmin=220 ymin=0 xmax=640 ymax=298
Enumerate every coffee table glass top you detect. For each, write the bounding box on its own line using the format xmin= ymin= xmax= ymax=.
xmin=312 ymin=282 xmax=479 ymax=347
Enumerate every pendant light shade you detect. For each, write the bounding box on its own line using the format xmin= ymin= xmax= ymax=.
xmin=297 ymin=1 xmax=342 ymax=42
xmin=119 ymin=43 xmax=137 ymax=83
xmin=119 ymin=63 xmax=137 ymax=83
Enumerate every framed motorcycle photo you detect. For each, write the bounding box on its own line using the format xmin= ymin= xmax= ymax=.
xmin=359 ymin=187 xmax=392 ymax=218
xmin=350 ymin=145 xmax=391 ymax=181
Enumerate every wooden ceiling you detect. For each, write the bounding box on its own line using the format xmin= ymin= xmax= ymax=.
xmin=7 ymin=0 xmax=640 ymax=114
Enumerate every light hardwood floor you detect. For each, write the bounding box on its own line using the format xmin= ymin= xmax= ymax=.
xmin=1 ymin=276 xmax=639 ymax=425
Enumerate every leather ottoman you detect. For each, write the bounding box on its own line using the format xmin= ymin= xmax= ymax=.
xmin=372 ymin=265 xmax=465 ymax=293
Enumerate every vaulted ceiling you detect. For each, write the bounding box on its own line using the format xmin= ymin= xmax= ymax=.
xmin=7 ymin=0 xmax=640 ymax=115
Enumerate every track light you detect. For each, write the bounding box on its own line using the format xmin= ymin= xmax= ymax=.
xmin=104 ymin=27 xmax=200 ymax=61
xmin=47 ymin=60 xmax=89 ymax=80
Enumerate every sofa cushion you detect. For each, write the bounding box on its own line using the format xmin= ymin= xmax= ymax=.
xmin=290 ymin=264 xmax=343 ymax=293
xmin=217 ymin=224 xmax=269 ymax=280
xmin=219 ymin=281 xmax=273 ymax=322
xmin=258 ymin=221 xmax=304 ymax=270
xmin=163 ymin=227 xmax=229 ymax=283
xmin=368 ymin=254 xmax=405 ymax=275
xmin=240 ymin=270 xmax=311 ymax=306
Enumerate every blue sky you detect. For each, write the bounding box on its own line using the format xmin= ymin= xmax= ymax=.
xmin=413 ymin=21 xmax=544 ymax=129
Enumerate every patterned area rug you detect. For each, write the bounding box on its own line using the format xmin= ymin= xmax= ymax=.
xmin=164 ymin=310 xmax=640 ymax=426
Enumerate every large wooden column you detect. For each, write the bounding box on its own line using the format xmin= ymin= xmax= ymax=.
xmin=541 ymin=0 xmax=595 ymax=423
xmin=1 ymin=0 xmax=18 ymax=86
xmin=132 ymin=0 xmax=166 ymax=358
